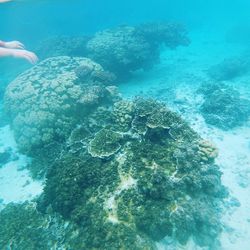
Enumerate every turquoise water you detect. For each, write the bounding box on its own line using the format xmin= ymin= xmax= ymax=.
xmin=1 ymin=1 xmax=250 ymax=249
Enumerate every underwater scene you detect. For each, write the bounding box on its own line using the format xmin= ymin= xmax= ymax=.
xmin=1 ymin=0 xmax=250 ymax=249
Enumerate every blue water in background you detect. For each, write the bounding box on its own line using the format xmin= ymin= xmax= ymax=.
xmin=1 ymin=1 xmax=250 ymax=249
xmin=1 ymin=0 xmax=250 ymax=43
xmin=1 ymin=0 xmax=250 ymax=84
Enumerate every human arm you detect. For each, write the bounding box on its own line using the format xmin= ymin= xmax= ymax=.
xmin=0 ymin=47 xmax=38 ymax=64
xmin=0 ymin=0 xmax=12 ymax=3
xmin=0 ymin=40 xmax=25 ymax=49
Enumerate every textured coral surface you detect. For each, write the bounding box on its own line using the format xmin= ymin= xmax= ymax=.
xmin=199 ymin=83 xmax=250 ymax=129
xmin=87 ymin=22 xmax=189 ymax=79
xmin=1 ymin=39 xmax=228 ymax=249
xmin=0 ymin=95 xmax=227 ymax=249
xmin=4 ymin=56 xmax=118 ymax=156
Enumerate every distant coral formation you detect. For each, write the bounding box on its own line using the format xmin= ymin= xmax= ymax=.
xmin=87 ymin=22 xmax=189 ymax=79
xmin=36 ymin=22 xmax=189 ymax=81
xmin=199 ymin=83 xmax=250 ymax=129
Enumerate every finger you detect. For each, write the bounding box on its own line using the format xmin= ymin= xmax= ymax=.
xmin=26 ymin=52 xmax=38 ymax=64
xmin=30 ymin=53 xmax=38 ymax=64
xmin=22 ymin=53 xmax=33 ymax=64
xmin=22 ymin=50 xmax=38 ymax=64
xmin=12 ymin=41 xmax=25 ymax=49
xmin=17 ymin=42 xmax=25 ymax=49
xmin=17 ymin=45 xmax=24 ymax=49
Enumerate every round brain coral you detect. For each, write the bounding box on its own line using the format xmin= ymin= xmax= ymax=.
xmin=4 ymin=56 xmax=118 ymax=156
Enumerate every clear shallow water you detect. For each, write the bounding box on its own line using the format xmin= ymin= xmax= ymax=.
xmin=1 ymin=1 xmax=250 ymax=249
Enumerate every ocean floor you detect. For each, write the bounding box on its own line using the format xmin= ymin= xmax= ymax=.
xmin=0 ymin=126 xmax=43 ymax=207
xmin=0 ymin=29 xmax=250 ymax=249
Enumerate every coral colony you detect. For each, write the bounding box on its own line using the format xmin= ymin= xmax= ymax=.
xmin=0 ymin=22 xmax=227 ymax=249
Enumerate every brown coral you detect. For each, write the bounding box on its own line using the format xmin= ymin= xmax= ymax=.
xmin=198 ymin=140 xmax=219 ymax=163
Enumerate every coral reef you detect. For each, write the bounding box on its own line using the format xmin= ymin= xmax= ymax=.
xmin=87 ymin=26 xmax=156 ymax=79
xmin=0 ymin=202 xmax=57 ymax=250
xmin=2 ymin=36 xmax=227 ymax=247
xmin=33 ymin=22 xmax=189 ymax=82
xmin=35 ymin=98 xmax=227 ymax=249
xmin=0 ymin=96 xmax=227 ymax=248
xmin=207 ymin=56 xmax=250 ymax=81
xmin=199 ymin=83 xmax=250 ymax=129
xmin=4 ymin=56 xmax=119 ymax=157
xmin=198 ymin=140 xmax=218 ymax=163
xmin=113 ymin=100 xmax=134 ymax=131
xmin=88 ymin=128 xmax=123 ymax=158
xmin=0 ymin=202 xmax=87 ymax=250
xmin=87 ymin=22 xmax=189 ymax=79
xmin=0 ymin=201 xmax=155 ymax=250
xmin=74 ymin=63 xmax=117 ymax=85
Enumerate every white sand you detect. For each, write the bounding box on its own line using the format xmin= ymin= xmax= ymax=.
xmin=0 ymin=125 xmax=43 ymax=206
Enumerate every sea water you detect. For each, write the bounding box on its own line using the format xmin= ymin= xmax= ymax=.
xmin=0 ymin=1 xmax=250 ymax=249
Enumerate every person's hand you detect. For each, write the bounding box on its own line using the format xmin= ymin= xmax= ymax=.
xmin=11 ymin=49 xmax=38 ymax=64
xmin=4 ymin=41 xmax=25 ymax=49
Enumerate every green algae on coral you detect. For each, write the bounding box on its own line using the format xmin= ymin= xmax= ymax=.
xmin=2 ymin=68 xmax=227 ymax=249
xmin=0 ymin=202 xmax=59 ymax=250
xmin=88 ymin=128 xmax=123 ymax=158
xmin=37 ymin=98 xmax=227 ymax=249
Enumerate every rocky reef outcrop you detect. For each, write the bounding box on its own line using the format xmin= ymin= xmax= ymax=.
xmin=199 ymin=83 xmax=250 ymax=129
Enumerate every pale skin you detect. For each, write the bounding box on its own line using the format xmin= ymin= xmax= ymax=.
xmin=0 ymin=0 xmax=38 ymax=64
